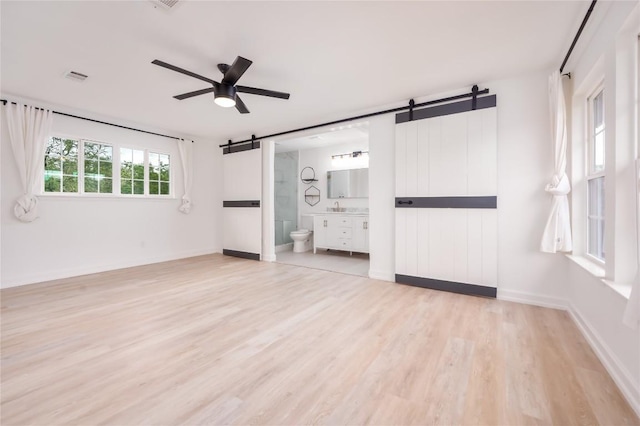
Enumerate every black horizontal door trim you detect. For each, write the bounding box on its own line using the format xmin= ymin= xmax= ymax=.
xmin=223 ymin=200 xmax=261 ymax=208
xmin=223 ymin=249 xmax=260 ymax=261
xmin=396 ymin=274 xmax=497 ymax=298
xmin=395 ymin=196 xmax=497 ymax=209
xmin=223 ymin=140 xmax=261 ymax=155
xmin=396 ymin=95 xmax=496 ymax=124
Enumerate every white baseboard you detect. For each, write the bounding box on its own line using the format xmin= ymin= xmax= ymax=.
xmin=262 ymin=254 xmax=277 ymax=262
xmin=1 ymin=247 xmax=221 ymax=289
xmin=497 ymin=288 xmax=568 ymax=310
xmin=368 ymin=269 xmax=395 ymax=282
xmin=568 ymin=303 xmax=640 ymax=418
xmin=497 ymin=288 xmax=639 ymax=417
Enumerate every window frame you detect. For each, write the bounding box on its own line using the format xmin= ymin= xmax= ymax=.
xmin=147 ymin=151 xmax=172 ymax=196
xmin=43 ymin=135 xmax=81 ymax=194
xmin=41 ymin=133 xmax=173 ymax=199
xmin=585 ymin=84 xmax=605 ymax=264
xmin=82 ymin=138 xmax=116 ymax=196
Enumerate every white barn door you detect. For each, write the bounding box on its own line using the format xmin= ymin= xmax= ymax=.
xmin=395 ymin=95 xmax=498 ymax=297
xmin=223 ymin=142 xmax=262 ymax=260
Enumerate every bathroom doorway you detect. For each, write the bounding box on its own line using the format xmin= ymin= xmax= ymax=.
xmin=273 ymin=126 xmax=370 ymax=277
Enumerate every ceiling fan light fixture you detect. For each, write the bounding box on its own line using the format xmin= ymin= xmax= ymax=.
xmin=214 ymin=84 xmax=236 ymax=108
xmin=214 ymin=95 xmax=236 ymax=108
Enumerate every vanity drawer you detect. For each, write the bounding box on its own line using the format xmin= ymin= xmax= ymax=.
xmin=329 ymin=227 xmax=352 ymax=241
xmin=328 ymin=216 xmax=353 ymax=228
xmin=337 ymin=238 xmax=352 ymax=249
xmin=337 ymin=228 xmax=352 ymax=238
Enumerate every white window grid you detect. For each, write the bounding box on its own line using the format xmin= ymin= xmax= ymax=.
xmin=42 ymin=135 xmax=173 ymax=198
xmin=586 ymin=85 xmax=605 ymax=263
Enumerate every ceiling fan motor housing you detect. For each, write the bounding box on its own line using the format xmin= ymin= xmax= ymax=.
xmin=214 ymin=83 xmax=237 ymax=107
xmin=217 ymin=83 xmax=236 ymax=99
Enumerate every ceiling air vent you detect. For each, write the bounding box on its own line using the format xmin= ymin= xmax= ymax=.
xmin=64 ymin=70 xmax=88 ymax=82
xmin=149 ymin=0 xmax=180 ymax=10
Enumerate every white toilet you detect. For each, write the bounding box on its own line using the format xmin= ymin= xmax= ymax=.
xmin=290 ymin=215 xmax=314 ymax=253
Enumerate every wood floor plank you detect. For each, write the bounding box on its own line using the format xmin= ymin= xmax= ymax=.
xmin=0 ymin=253 xmax=637 ymax=425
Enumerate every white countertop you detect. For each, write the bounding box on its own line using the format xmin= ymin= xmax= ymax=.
xmin=302 ymin=212 xmax=369 ymax=216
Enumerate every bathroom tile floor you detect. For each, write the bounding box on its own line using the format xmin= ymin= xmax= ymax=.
xmin=275 ymin=249 xmax=369 ymax=277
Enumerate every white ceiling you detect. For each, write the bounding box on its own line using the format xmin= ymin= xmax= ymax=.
xmin=1 ymin=1 xmax=590 ymax=142
xmin=275 ymin=127 xmax=368 ymax=153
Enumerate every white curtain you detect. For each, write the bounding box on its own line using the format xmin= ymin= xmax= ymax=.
xmin=5 ymin=103 xmax=53 ymax=222
xmin=177 ymin=139 xmax=194 ymax=214
xmin=623 ymin=159 xmax=640 ymax=329
xmin=541 ymin=70 xmax=573 ymax=253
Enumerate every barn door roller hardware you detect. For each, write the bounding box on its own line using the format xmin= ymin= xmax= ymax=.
xmin=219 ymin=85 xmax=490 ymax=149
xmin=471 ymin=85 xmax=479 ymax=110
xmin=409 ymin=99 xmax=415 ymax=121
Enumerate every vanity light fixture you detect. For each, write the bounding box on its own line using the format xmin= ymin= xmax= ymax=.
xmin=331 ymin=150 xmax=369 ymax=168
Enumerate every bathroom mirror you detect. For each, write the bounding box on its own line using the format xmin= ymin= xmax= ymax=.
xmin=305 ymin=185 xmax=320 ymax=206
xmin=327 ymin=168 xmax=369 ymax=199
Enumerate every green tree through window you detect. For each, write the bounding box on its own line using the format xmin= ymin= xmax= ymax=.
xmin=84 ymin=142 xmax=113 ymax=193
xmin=149 ymin=152 xmax=170 ymax=195
xmin=44 ymin=137 xmax=78 ymax=193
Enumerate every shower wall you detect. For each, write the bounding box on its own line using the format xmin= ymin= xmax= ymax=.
xmin=274 ymin=151 xmax=298 ymax=246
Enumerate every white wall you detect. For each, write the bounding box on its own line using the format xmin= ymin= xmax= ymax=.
xmin=1 ymin=101 xmax=222 ymax=288
xmin=297 ymin=140 xmax=370 ymax=219
xmin=488 ymin=72 xmax=570 ymax=305
xmin=368 ymin=114 xmax=396 ymax=281
xmin=565 ymin=1 xmax=640 ymax=415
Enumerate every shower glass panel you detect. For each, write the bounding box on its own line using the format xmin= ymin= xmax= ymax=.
xmin=274 ymin=151 xmax=298 ymax=246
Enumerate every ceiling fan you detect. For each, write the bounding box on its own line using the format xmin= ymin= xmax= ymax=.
xmin=151 ymin=56 xmax=290 ymax=114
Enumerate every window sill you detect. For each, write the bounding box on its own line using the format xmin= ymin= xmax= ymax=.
xmin=566 ymin=254 xmax=605 ymax=277
xmin=39 ymin=193 xmax=176 ymax=200
xmin=565 ymin=254 xmax=631 ymax=300
xmin=601 ymin=279 xmax=632 ymax=299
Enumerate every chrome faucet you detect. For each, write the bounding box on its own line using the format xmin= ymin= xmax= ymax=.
xmin=334 ymin=201 xmax=340 ymax=211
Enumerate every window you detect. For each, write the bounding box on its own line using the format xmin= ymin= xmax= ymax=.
xmin=586 ymin=88 xmax=605 ymax=261
xmin=120 ymin=148 xmax=145 ymax=195
xmin=84 ymin=142 xmax=113 ymax=194
xmin=148 ymin=152 xmax=170 ymax=195
xmin=42 ymin=136 xmax=171 ymax=197
xmin=44 ymin=137 xmax=79 ymax=193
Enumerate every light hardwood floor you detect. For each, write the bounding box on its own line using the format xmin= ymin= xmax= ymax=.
xmin=1 ymin=254 xmax=638 ymax=425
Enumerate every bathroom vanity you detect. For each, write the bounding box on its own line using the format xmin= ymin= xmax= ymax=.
xmin=313 ymin=214 xmax=369 ymax=254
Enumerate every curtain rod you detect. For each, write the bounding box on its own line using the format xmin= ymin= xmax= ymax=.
xmin=219 ymin=85 xmax=490 ymax=148
xmin=0 ymin=99 xmax=189 ymax=142
xmin=560 ymin=0 xmax=597 ymax=74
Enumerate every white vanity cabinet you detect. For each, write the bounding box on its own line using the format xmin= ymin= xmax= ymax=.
xmin=313 ymin=215 xmax=328 ymax=249
xmin=351 ymin=216 xmax=369 ymax=253
xmin=313 ymin=214 xmax=369 ymax=254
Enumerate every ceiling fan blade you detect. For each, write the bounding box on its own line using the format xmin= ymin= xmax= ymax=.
xmin=152 ymin=60 xmax=218 ymax=85
xmin=236 ymin=85 xmax=290 ymax=100
xmin=235 ymin=95 xmax=250 ymax=114
xmin=173 ymin=86 xmax=217 ymax=100
xmin=221 ymin=56 xmax=253 ymax=86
